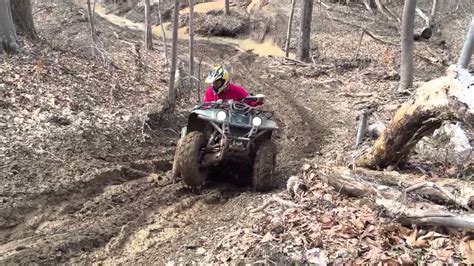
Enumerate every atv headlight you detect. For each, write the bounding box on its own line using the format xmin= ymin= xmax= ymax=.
xmin=216 ymin=111 xmax=227 ymax=121
xmin=252 ymin=117 xmax=262 ymax=127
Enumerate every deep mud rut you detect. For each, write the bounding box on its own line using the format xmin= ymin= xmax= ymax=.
xmin=0 ymin=10 xmax=337 ymax=265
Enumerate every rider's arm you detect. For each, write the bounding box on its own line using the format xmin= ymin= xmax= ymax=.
xmin=234 ymin=85 xmax=262 ymax=107
xmin=203 ymin=87 xmax=215 ymax=103
xmin=233 ymin=84 xmax=253 ymax=103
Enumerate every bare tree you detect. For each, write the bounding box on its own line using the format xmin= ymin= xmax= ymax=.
xmin=285 ymin=0 xmax=296 ymax=58
xmin=189 ymin=0 xmax=195 ymax=91
xmin=458 ymin=17 xmax=474 ymax=69
xmin=0 ymin=0 xmax=20 ymax=54
xmin=399 ymin=0 xmax=417 ymax=91
xmin=374 ymin=0 xmax=400 ymax=23
xmin=157 ymin=0 xmax=168 ymax=64
xmin=11 ymin=0 xmax=38 ymax=40
xmin=144 ymin=0 xmax=152 ymax=50
xmin=297 ymin=0 xmax=314 ymax=62
xmin=168 ymin=0 xmax=180 ymax=108
xmin=363 ymin=0 xmax=373 ymax=13
xmin=86 ymin=0 xmax=97 ymax=56
xmin=415 ymin=0 xmax=439 ymax=33
xmin=224 ymin=0 xmax=230 ymax=15
xmin=429 ymin=0 xmax=439 ymax=26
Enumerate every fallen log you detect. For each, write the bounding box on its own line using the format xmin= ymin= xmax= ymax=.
xmin=401 ymin=181 xmax=472 ymax=211
xmin=317 ymin=167 xmax=474 ymax=231
xmin=376 ymin=198 xmax=474 ymax=231
xmin=330 ymin=167 xmax=474 ymax=210
xmin=356 ymin=65 xmax=474 ymax=169
xmin=414 ymin=27 xmax=432 ymax=41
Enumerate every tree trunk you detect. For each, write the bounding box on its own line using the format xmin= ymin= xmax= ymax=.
xmin=189 ymin=0 xmax=195 ymax=91
xmin=224 ymin=0 xmax=230 ymax=15
xmin=0 ymin=0 xmax=20 ymax=54
xmin=144 ymin=0 xmax=152 ymax=50
xmin=157 ymin=0 xmax=168 ymax=64
xmin=374 ymin=0 xmax=399 ymax=23
xmin=11 ymin=0 xmax=38 ymax=40
xmin=363 ymin=0 xmax=373 ymax=13
xmin=297 ymin=0 xmax=313 ymax=62
xmin=168 ymin=0 xmax=180 ymax=108
xmin=429 ymin=0 xmax=439 ymax=27
xmin=458 ymin=17 xmax=474 ymax=69
xmin=399 ymin=0 xmax=417 ymax=91
xmin=414 ymin=0 xmax=439 ymax=37
xmin=355 ymin=110 xmax=368 ymax=148
xmin=356 ymin=65 xmax=474 ymax=169
xmin=87 ymin=0 xmax=97 ymax=56
xmin=285 ymin=0 xmax=296 ymax=58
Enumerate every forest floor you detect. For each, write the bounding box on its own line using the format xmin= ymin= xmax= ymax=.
xmin=0 ymin=0 xmax=473 ymax=264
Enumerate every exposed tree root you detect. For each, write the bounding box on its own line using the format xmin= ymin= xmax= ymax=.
xmin=356 ymin=65 xmax=474 ymax=169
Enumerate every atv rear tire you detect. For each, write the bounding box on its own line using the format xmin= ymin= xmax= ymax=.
xmin=252 ymin=140 xmax=276 ymax=192
xmin=171 ymin=138 xmax=182 ymax=179
xmin=177 ymin=131 xmax=208 ymax=187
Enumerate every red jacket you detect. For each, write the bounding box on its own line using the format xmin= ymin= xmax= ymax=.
xmin=203 ymin=83 xmax=260 ymax=106
xmin=204 ymin=83 xmax=249 ymax=102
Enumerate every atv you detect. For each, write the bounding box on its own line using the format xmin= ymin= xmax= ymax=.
xmin=172 ymin=94 xmax=278 ymax=191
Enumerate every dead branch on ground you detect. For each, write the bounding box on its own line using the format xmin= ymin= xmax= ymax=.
xmin=309 ymin=166 xmax=474 ymax=231
xmin=251 ymin=196 xmax=304 ymax=213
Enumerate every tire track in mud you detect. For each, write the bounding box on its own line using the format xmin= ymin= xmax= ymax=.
xmin=102 ymin=185 xmax=254 ymax=263
xmin=0 ymin=158 xmax=178 ymax=264
xmin=226 ymin=53 xmax=329 ymax=173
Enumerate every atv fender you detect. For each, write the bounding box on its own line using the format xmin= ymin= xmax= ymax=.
xmin=186 ymin=113 xmax=207 ymax=135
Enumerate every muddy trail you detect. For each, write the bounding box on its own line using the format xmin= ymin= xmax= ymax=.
xmin=0 ymin=5 xmax=337 ymax=264
xmin=0 ymin=51 xmax=329 ymax=264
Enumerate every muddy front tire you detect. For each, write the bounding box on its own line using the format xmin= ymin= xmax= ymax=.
xmin=171 ymin=138 xmax=182 ymax=179
xmin=252 ymin=140 xmax=276 ymax=192
xmin=177 ymin=131 xmax=208 ymax=187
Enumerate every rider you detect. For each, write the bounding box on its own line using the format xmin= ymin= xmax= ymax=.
xmin=203 ymin=65 xmax=262 ymax=106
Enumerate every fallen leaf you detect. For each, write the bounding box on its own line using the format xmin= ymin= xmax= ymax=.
xmin=404 ymin=228 xmax=429 ymax=248
xmin=339 ymin=224 xmax=359 ymax=239
xmin=460 ymin=240 xmax=474 ymax=264
xmin=216 ymin=252 xmax=230 ymax=262
xmin=364 ymin=246 xmax=383 ymax=262
xmin=430 ymin=237 xmax=446 ymax=249
xmin=398 ymin=253 xmax=413 ymax=264
xmin=323 ymin=193 xmax=333 ymax=202
xmin=434 ymin=248 xmax=454 ymax=262
xmin=321 ymin=215 xmax=334 ymax=229
xmin=418 ymin=231 xmax=446 ymax=241
xmin=261 ymin=232 xmax=273 ymax=243
xmin=307 ymin=249 xmax=329 ymax=265
xmin=352 ymin=218 xmax=365 ymax=230
xmin=196 ymin=247 xmax=206 ymax=255
xmin=302 ymin=164 xmax=311 ymax=171
xmin=294 ymin=236 xmax=305 ymax=246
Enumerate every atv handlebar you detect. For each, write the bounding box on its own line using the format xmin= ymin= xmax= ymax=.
xmin=241 ymin=94 xmax=265 ymax=105
xmin=194 ymin=99 xmax=273 ymax=119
